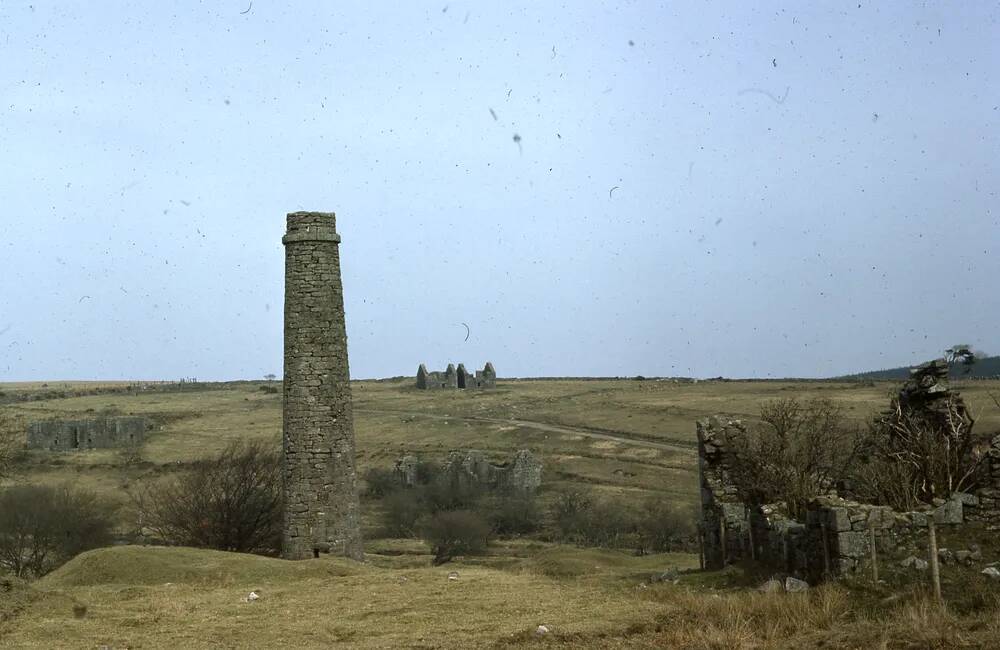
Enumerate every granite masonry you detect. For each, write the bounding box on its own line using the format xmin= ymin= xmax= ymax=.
xmin=282 ymin=211 xmax=363 ymax=561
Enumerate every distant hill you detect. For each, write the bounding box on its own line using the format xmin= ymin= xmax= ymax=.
xmin=840 ymin=356 xmax=1000 ymax=381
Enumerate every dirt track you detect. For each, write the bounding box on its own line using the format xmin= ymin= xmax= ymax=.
xmin=356 ymin=408 xmax=696 ymax=455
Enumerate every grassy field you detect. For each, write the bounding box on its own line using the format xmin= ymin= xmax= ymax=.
xmin=2 ymin=377 xmax=1000 ymax=647
xmin=4 ymin=377 xmax=1000 ymax=518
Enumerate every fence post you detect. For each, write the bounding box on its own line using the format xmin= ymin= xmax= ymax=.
xmin=720 ymin=518 xmax=728 ymax=566
xmin=928 ymin=518 xmax=942 ymax=605
xmin=870 ymin=525 xmax=879 ymax=584
xmin=698 ymin=523 xmax=705 ymax=570
xmin=820 ymin=521 xmax=831 ymax=579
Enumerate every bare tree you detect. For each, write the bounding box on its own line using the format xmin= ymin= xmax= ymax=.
xmin=728 ymin=398 xmax=857 ymax=518
xmin=852 ymin=361 xmax=987 ymax=510
xmin=134 ymin=440 xmax=283 ymax=555
xmin=0 ymin=410 xmax=25 ymax=482
xmin=0 ymin=485 xmax=115 ymax=578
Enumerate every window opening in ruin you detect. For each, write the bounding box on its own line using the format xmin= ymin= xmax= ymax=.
xmin=72 ymin=428 xmax=80 ymax=449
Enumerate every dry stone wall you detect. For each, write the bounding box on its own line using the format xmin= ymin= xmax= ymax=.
xmin=282 ymin=211 xmax=363 ymax=561
xmin=697 ymin=419 xmax=1000 ymax=583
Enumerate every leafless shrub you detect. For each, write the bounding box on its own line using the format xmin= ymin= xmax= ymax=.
xmin=0 ymin=410 xmax=25 ymax=482
xmin=728 ymin=398 xmax=858 ymax=518
xmin=134 ymin=440 xmax=283 ymax=555
xmin=852 ymin=394 xmax=987 ymax=510
xmin=420 ymin=510 xmax=491 ymax=565
xmin=0 ymin=485 xmax=116 ymax=578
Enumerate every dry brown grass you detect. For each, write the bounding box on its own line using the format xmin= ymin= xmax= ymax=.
xmin=3 ymin=378 xmax=1000 ymax=647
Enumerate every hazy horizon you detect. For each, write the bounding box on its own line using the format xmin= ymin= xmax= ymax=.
xmin=1 ymin=2 xmax=997 ymax=382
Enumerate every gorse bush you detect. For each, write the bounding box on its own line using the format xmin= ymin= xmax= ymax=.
xmin=420 ymin=510 xmax=492 ymax=565
xmin=550 ymin=491 xmax=693 ymax=553
xmin=368 ymin=459 xmax=541 ymax=553
xmin=485 ymin=493 xmax=542 ymax=536
xmin=381 ymin=490 xmax=424 ymax=537
xmin=0 ymin=410 xmax=25 ymax=482
xmin=362 ymin=467 xmax=399 ymax=498
xmin=135 ymin=440 xmax=283 ymax=555
xmin=0 ymin=485 xmax=116 ymax=578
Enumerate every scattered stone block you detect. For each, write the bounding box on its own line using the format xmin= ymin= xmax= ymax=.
xmin=933 ymin=498 xmax=963 ymax=525
xmin=784 ymin=577 xmax=809 ymax=592
xmin=953 ymin=492 xmax=979 ymax=507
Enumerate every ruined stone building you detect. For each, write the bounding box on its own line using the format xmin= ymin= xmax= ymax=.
xmin=416 ymin=362 xmax=495 ymax=389
xmin=282 ymin=211 xmax=363 ymax=561
xmin=697 ymin=360 xmax=1000 ymax=583
xmin=27 ymin=416 xmax=147 ymax=451
xmin=394 ymin=450 xmax=542 ymax=493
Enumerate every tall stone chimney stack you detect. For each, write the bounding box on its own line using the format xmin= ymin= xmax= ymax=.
xmin=282 ymin=211 xmax=363 ymax=560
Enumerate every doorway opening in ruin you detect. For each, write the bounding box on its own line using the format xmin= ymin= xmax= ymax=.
xmin=313 ymin=548 xmax=320 ymax=559
xmin=457 ymin=372 xmax=467 ymax=389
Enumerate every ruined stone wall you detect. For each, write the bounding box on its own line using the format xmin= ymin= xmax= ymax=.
xmin=416 ymin=364 xmax=452 ymax=389
xmin=457 ymin=363 xmax=471 ymax=389
xmin=475 ymin=362 xmax=497 ymax=389
xmin=696 ymin=416 xmax=752 ymax=569
xmin=697 ymin=415 xmax=1000 ymax=582
xmin=282 ymin=211 xmax=362 ymax=561
xmin=969 ymin=433 xmax=1000 ymax=527
xmin=26 ymin=416 xmax=147 ymax=451
xmin=393 ymin=450 xmax=542 ymax=493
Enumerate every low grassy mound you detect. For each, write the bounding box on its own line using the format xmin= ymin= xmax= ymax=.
xmin=4 ymin=544 xmax=685 ymax=649
xmin=518 ymin=546 xmax=697 ymax=580
xmin=39 ymin=545 xmax=363 ymax=588
xmin=1 ymin=574 xmax=78 ymax=631
xmin=1 ymin=576 xmax=39 ymax=623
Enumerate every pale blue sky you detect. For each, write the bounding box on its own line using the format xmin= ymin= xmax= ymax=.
xmin=1 ymin=1 xmax=997 ymax=380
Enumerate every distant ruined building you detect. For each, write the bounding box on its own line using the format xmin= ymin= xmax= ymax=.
xmin=27 ymin=416 xmax=148 ymax=451
xmin=394 ymin=450 xmax=542 ymax=494
xmin=416 ymin=362 xmax=496 ymax=390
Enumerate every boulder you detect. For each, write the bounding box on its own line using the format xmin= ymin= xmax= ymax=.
xmin=938 ymin=548 xmax=955 ymax=565
xmin=933 ymin=498 xmax=963 ymax=525
xmin=981 ymin=567 xmax=1000 ymax=580
xmin=784 ymin=577 xmax=809 ymax=592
